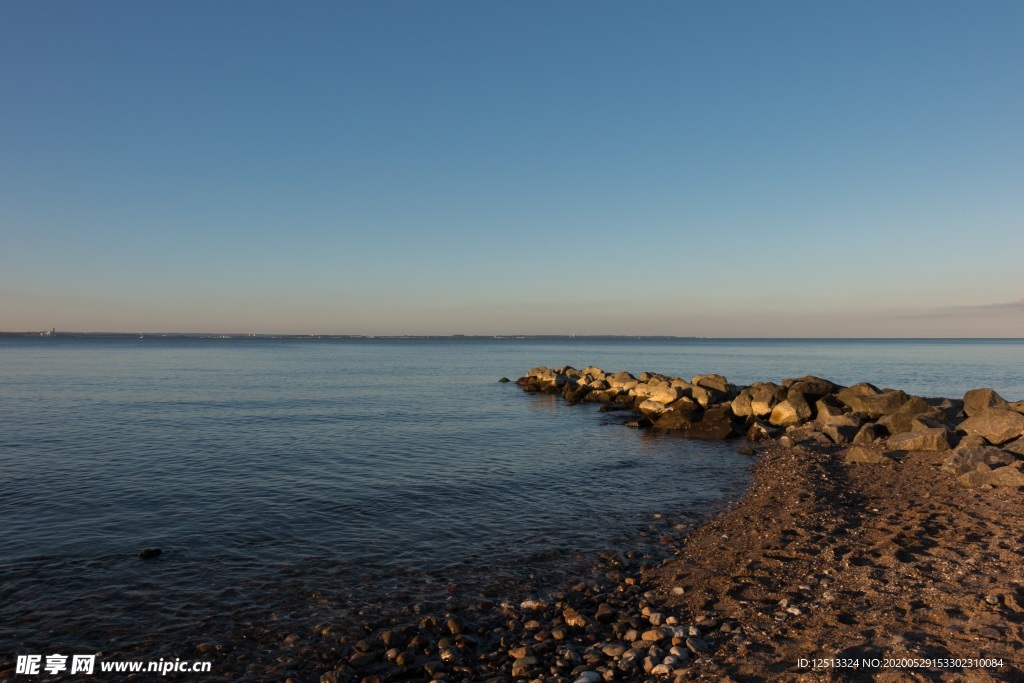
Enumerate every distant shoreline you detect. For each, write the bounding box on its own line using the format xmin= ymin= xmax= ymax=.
xmin=1 ymin=332 xmax=701 ymax=340
xmin=2 ymin=332 xmax=1022 ymax=341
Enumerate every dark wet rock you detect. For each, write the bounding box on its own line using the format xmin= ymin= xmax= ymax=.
xmin=348 ymin=651 xmax=376 ymax=667
xmin=963 ymin=388 xmax=1009 ymax=417
xmin=624 ymin=416 xmax=652 ymax=429
xmin=562 ymin=383 xmax=591 ymax=404
xmin=588 ymin=389 xmax=620 ymax=403
xmin=958 ymin=408 xmax=1024 ymax=445
xmin=138 ymin=548 xmax=162 ymax=559
xmin=652 ymin=407 xmax=699 ymax=432
xmin=594 ymin=603 xmax=616 ymax=623
xmin=498 ymin=377 xmax=510 ymax=383
xmin=685 ymin=406 xmax=736 ymax=440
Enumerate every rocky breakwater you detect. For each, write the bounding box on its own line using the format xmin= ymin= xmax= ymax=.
xmin=303 ymin=371 xmax=1024 ymax=683
xmin=517 ymin=366 xmax=1024 ymax=489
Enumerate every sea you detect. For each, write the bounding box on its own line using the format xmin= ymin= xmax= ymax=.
xmin=1 ymin=337 xmax=1022 ymax=673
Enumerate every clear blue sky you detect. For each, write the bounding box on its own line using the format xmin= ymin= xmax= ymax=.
xmin=2 ymin=1 xmax=1022 ymax=336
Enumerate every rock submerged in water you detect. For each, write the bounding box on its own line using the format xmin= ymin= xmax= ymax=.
xmin=138 ymin=548 xmax=162 ymax=559
xmin=515 ymin=366 xmax=1023 ymax=488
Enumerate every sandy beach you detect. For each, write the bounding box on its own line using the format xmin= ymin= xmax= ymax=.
xmin=654 ymin=442 xmax=1023 ymax=681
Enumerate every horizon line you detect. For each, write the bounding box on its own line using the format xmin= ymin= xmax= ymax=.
xmin=3 ymin=331 xmax=1023 ymax=341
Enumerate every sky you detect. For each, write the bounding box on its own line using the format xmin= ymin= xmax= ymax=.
xmin=1 ymin=1 xmax=1022 ymax=337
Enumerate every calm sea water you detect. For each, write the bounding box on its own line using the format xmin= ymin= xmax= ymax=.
xmin=1 ymin=337 xmax=1022 ymax=666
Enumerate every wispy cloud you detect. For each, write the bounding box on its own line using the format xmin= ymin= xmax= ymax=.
xmin=887 ymin=299 xmax=1024 ymax=320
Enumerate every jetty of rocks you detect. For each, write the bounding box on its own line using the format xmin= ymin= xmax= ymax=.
xmin=516 ymin=365 xmax=1024 ymax=489
xmin=304 ymin=368 xmax=1023 ymax=683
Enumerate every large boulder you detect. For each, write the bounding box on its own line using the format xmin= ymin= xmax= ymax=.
xmin=958 ymin=408 xmax=1024 ymax=445
xmin=963 ymin=388 xmax=1008 ymax=417
xmin=684 ymin=406 xmax=736 ymax=440
xmin=769 ymin=391 xmax=813 ymax=427
xmin=956 ymin=461 xmax=1024 ymax=489
xmin=561 ymin=383 xmax=591 ymax=404
xmin=587 ymin=389 xmax=619 ymax=403
xmin=896 ymin=395 xmax=942 ymax=418
xmin=1004 ymin=438 xmax=1024 ymax=457
xmin=877 ymin=413 xmax=945 ymax=436
xmin=886 ymin=427 xmax=952 ymax=451
xmin=853 ymin=422 xmax=883 ymax=445
xmin=652 ymin=408 xmax=699 ymax=432
xmin=731 ymin=391 xmax=754 ymax=418
xmin=837 ymin=383 xmax=909 ymax=418
xmin=941 ymin=435 xmax=1017 ymax=475
xmin=814 ymin=396 xmax=853 ymax=425
xmin=606 ymin=372 xmax=638 ymax=391
xmin=785 ymin=424 xmax=834 ymax=448
xmin=822 ymin=422 xmax=860 ymax=445
xmin=637 ymin=399 xmax=668 ymax=416
xmin=646 ymin=384 xmax=683 ymax=405
xmin=783 ymin=376 xmax=837 ymax=400
xmin=526 ymin=367 xmax=568 ymax=387
xmin=692 ymin=374 xmax=730 ymax=394
xmin=749 ymin=382 xmax=787 ymax=417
